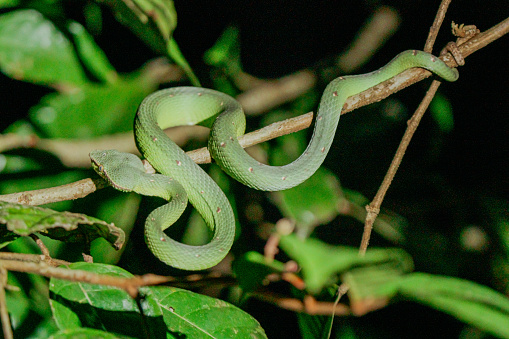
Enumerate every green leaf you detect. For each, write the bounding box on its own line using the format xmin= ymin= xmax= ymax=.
xmin=100 ymin=0 xmax=199 ymax=85
xmin=50 ymin=328 xmax=126 ymax=339
xmin=67 ymin=21 xmax=118 ymax=84
xmin=49 ymin=263 xmax=152 ymax=336
xmin=204 ymin=26 xmax=240 ymax=67
xmin=0 ymin=201 xmax=125 ymax=249
xmin=29 ymin=318 xmax=60 ymax=338
xmin=0 ymin=9 xmax=88 ymax=85
xmin=150 ymin=285 xmax=267 ymax=338
xmin=101 ymin=0 xmax=176 ymax=52
xmin=233 ymin=251 xmax=286 ymax=292
xmin=29 ymin=71 xmax=157 ymax=138
xmin=342 ymin=262 xmax=413 ymax=303
xmin=5 ymin=273 xmax=31 ymax=329
xmin=279 ymin=234 xmax=413 ymax=294
xmin=166 ymin=37 xmax=200 ymax=86
xmin=49 ymin=263 xmax=267 ymax=338
xmin=344 ymin=270 xmax=509 ymax=337
xmin=396 ymin=273 xmax=509 ymax=338
xmin=271 ymin=167 xmax=343 ymax=237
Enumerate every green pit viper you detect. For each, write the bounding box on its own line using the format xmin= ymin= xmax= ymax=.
xmin=90 ymin=50 xmax=459 ymax=270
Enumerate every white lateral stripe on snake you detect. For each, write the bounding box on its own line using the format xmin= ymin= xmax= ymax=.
xmin=90 ymin=50 xmax=459 ymax=270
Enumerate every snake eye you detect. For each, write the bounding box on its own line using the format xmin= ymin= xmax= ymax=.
xmin=98 ymin=165 xmax=104 ymax=172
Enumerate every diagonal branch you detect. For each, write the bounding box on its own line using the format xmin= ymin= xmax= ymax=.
xmin=1 ymin=17 xmax=508 ymax=207
xmin=358 ymin=0 xmax=454 ymax=256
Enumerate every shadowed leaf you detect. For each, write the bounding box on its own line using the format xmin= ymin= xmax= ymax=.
xmin=49 ymin=263 xmax=267 ymax=338
xmin=0 ymin=201 xmax=124 ymax=249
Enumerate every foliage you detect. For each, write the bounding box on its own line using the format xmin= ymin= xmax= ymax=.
xmin=0 ymin=1 xmax=507 ymax=338
xmin=48 ymin=263 xmax=266 ymax=338
xmin=0 ymin=201 xmax=124 ymax=249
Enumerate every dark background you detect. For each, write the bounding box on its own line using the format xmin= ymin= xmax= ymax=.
xmin=1 ymin=1 xmax=508 ymax=337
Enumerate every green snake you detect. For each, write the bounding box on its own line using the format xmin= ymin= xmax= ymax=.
xmin=90 ymin=50 xmax=458 ymax=270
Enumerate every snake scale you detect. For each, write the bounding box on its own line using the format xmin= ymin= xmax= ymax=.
xmin=90 ymin=50 xmax=459 ymax=270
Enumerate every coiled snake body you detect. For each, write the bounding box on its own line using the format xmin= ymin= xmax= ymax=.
xmin=91 ymin=50 xmax=458 ymax=270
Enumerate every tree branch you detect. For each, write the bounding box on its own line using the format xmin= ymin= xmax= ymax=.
xmin=2 ymin=13 xmax=507 ymax=206
xmin=359 ymin=0 xmax=454 ymax=255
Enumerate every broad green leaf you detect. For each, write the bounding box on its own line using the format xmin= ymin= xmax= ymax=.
xmin=67 ymin=21 xmax=118 ymax=84
xmin=49 ymin=263 xmax=155 ymax=336
xmin=29 ymin=318 xmax=60 ymax=339
xmin=101 ymin=0 xmax=176 ymax=52
xmin=29 ymin=71 xmax=157 ymax=138
xmin=0 ymin=9 xmax=88 ymax=85
xmin=166 ymin=37 xmax=200 ymax=86
xmin=100 ymin=0 xmax=199 ymax=86
xmin=344 ymin=270 xmax=509 ymax=337
xmin=0 ymin=201 xmax=125 ymax=249
xmin=279 ymin=234 xmax=413 ymax=294
xmin=397 ymin=273 xmax=509 ymax=338
xmin=50 ymin=328 xmax=126 ymax=339
xmin=342 ymin=262 xmax=414 ymax=308
xmin=49 ymin=263 xmax=267 ymax=338
xmin=233 ymin=251 xmax=287 ymax=292
xmin=204 ymin=25 xmax=242 ymax=89
xmin=271 ymin=168 xmax=343 ymax=237
xmin=150 ymin=285 xmax=267 ymax=338
xmin=204 ymin=26 xmax=240 ymax=68
xmin=5 ymin=273 xmax=31 ymax=329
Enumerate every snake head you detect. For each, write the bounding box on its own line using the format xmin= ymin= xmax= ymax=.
xmin=90 ymin=150 xmax=146 ymax=192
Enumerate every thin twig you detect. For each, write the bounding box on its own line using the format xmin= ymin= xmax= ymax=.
xmin=326 ymin=283 xmax=350 ymax=335
xmin=250 ymin=290 xmax=350 ymax=316
xmin=423 ymin=0 xmax=452 ymax=53
xmin=0 ymin=178 xmax=108 ymax=206
xmin=358 ymin=0 xmax=453 ymax=256
xmin=0 ymin=252 xmax=70 ymax=266
xmin=0 ymin=267 xmax=13 ymax=339
xmin=0 ymin=252 xmax=235 ymax=291
xmin=360 ymin=80 xmax=444 ymax=255
xmin=29 ymin=234 xmax=61 ymax=266
xmin=0 ymin=259 xmax=170 ymax=298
